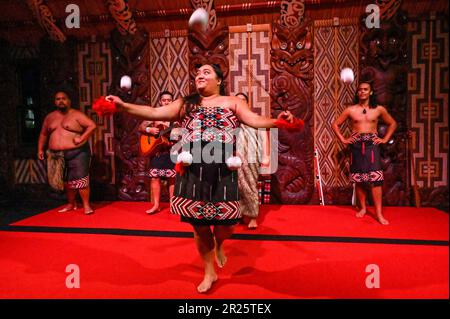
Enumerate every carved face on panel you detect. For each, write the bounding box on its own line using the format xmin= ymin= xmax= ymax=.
xmin=188 ymin=25 xmax=229 ymax=93
xmin=361 ymin=14 xmax=407 ymax=70
xmin=269 ymin=10 xmax=316 ymax=204
xmin=271 ymin=20 xmax=313 ymax=77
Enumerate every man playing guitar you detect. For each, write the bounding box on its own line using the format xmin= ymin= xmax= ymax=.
xmin=138 ymin=91 xmax=177 ymax=214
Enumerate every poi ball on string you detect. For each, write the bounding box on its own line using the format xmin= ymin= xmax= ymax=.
xmin=340 ymin=68 xmax=355 ymax=84
xmin=177 ymin=151 xmax=193 ymax=166
xmin=120 ymin=75 xmax=132 ymax=90
xmin=188 ymin=8 xmax=209 ymax=31
xmin=226 ymin=156 xmax=242 ymax=171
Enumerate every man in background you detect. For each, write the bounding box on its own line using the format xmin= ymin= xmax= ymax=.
xmin=38 ymin=91 xmax=96 ymax=214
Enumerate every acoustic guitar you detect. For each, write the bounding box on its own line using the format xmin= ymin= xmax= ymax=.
xmin=139 ymin=123 xmax=175 ymax=157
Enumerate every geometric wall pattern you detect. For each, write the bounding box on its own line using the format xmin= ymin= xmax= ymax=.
xmin=229 ymin=28 xmax=272 ymax=203
xmin=314 ymin=20 xmax=360 ymax=188
xmin=229 ymin=29 xmax=271 ymax=117
xmin=408 ymin=16 xmax=449 ymax=188
xmin=14 ymin=159 xmax=46 ymax=184
xmin=77 ymin=41 xmax=115 ymax=185
xmin=149 ymin=35 xmax=190 ymax=104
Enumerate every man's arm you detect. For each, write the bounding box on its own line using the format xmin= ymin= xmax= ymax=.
xmin=374 ymin=106 xmax=397 ymax=144
xmin=37 ymin=116 xmax=49 ymax=160
xmin=332 ymin=108 xmax=351 ymax=144
xmin=138 ymin=120 xmax=155 ymax=135
xmin=74 ymin=112 xmax=97 ymax=145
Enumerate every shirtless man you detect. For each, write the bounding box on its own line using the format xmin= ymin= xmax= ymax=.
xmin=38 ymin=91 xmax=97 ymax=214
xmin=332 ymin=82 xmax=397 ymax=225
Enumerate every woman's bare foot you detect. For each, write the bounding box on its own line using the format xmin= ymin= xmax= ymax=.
xmin=84 ymin=207 xmax=94 ymax=215
xmin=376 ymin=214 xmax=389 ymax=225
xmin=58 ymin=204 xmax=77 ymax=213
xmin=146 ymin=205 xmax=160 ymax=215
xmin=356 ymin=208 xmax=366 ymax=218
xmin=248 ymin=218 xmax=258 ymax=229
xmin=197 ymin=274 xmax=218 ymax=293
xmin=215 ymin=245 xmax=227 ymax=268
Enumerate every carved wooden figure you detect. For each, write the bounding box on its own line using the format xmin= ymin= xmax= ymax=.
xmin=188 ymin=24 xmax=229 ymax=93
xmin=111 ymin=28 xmax=151 ymax=201
xmin=360 ymin=5 xmax=409 ymax=206
xmin=270 ymin=0 xmax=315 ymax=204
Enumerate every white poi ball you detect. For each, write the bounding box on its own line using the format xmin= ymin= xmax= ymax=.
xmin=177 ymin=151 xmax=193 ymax=166
xmin=340 ymin=68 xmax=355 ymax=84
xmin=120 ymin=75 xmax=132 ymax=90
xmin=188 ymin=8 xmax=209 ymax=30
xmin=226 ymin=156 xmax=242 ymax=171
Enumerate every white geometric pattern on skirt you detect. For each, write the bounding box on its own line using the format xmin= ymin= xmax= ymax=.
xmin=350 ymin=171 xmax=384 ymax=183
xmin=171 ymin=196 xmax=241 ymax=221
xmin=67 ymin=176 xmax=89 ymax=189
xmin=148 ymin=169 xmax=176 ymax=179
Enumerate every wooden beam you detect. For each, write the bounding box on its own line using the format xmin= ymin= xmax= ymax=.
xmin=25 ymin=0 xmax=66 ymax=42
xmin=2 ymin=0 xmax=368 ymax=29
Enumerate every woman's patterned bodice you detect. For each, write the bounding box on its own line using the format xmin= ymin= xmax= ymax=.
xmin=181 ymin=106 xmax=240 ymax=145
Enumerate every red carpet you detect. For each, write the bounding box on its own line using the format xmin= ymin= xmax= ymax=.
xmin=12 ymin=202 xmax=449 ymax=241
xmin=1 ymin=202 xmax=448 ymax=299
xmin=0 ymin=231 xmax=447 ymax=299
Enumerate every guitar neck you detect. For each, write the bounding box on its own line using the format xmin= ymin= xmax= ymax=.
xmin=158 ymin=124 xmax=175 ymax=137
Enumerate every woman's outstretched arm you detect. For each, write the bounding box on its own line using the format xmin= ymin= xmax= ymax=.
xmin=106 ymin=95 xmax=183 ymax=122
xmin=233 ymin=96 xmax=294 ymax=128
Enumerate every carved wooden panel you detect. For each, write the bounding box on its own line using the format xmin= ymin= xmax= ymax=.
xmin=39 ymin=37 xmax=79 ymax=118
xmin=110 ymin=28 xmax=151 ymax=201
xmin=360 ymin=8 xmax=410 ymax=206
xmin=105 ymin=0 xmax=137 ymax=35
xmin=190 ymin=0 xmax=217 ymax=31
xmin=188 ymin=24 xmax=229 ymax=93
xmin=408 ymin=15 xmax=448 ymax=209
xmin=270 ymin=0 xmax=315 ymax=204
xmin=26 ymin=0 xmax=66 ymax=42
xmin=313 ymin=20 xmax=361 ymax=205
xmin=77 ymin=40 xmax=116 ymax=199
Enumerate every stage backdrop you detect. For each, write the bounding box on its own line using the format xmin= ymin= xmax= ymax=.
xmin=149 ymin=31 xmax=190 ymax=104
xmin=408 ymin=14 xmax=449 ymax=207
xmin=228 ymin=25 xmax=272 ymax=204
xmin=313 ymin=18 xmax=360 ymax=204
xmin=7 ymin=14 xmax=448 ymax=209
xmin=146 ymin=30 xmax=190 ymax=201
xmin=77 ymin=40 xmax=115 ymax=193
